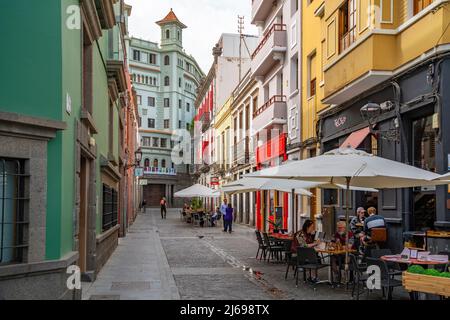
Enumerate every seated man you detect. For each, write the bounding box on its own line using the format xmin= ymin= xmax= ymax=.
xmin=350 ymin=207 xmax=366 ymax=253
xmin=210 ymin=207 xmax=220 ymax=227
xmin=331 ymin=221 xmax=354 ymax=284
xmin=360 ymin=207 xmax=386 ymax=248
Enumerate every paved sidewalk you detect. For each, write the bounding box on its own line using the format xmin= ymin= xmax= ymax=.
xmin=82 ymin=210 xmax=180 ymax=300
xmin=82 ymin=208 xmax=409 ymax=300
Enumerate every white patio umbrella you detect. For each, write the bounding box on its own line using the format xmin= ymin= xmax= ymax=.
xmin=221 ymin=177 xmax=378 ymax=233
xmin=246 ymin=147 xmax=445 ymax=280
xmin=434 ymin=172 xmax=450 ymax=182
xmin=174 ymin=184 xmax=220 ymax=198
xmin=221 ymin=177 xmax=316 ymax=196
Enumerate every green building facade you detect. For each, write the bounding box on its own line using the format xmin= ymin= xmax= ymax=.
xmin=0 ymin=0 xmax=133 ymax=299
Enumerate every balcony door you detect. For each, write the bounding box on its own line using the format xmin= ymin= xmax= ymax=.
xmin=414 ymin=0 xmax=434 ymax=15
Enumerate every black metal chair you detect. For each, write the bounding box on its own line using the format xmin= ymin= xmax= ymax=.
xmin=192 ymin=213 xmax=201 ymax=227
xmin=348 ymin=254 xmax=368 ymax=300
xmin=262 ymin=233 xmax=284 ymax=263
xmin=295 ymin=247 xmax=329 ymax=289
xmin=284 ymin=240 xmax=297 ymax=280
xmin=366 ymin=257 xmax=403 ymax=300
xmin=255 ymin=231 xmax=267 ymax=260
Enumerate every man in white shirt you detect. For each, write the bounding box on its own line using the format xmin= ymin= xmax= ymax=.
xmin=220 ymin=198 xmax=228 ymax=217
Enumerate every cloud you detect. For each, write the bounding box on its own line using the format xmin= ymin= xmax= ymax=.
xmin=126 ymin=0 xmax=258 ymax=73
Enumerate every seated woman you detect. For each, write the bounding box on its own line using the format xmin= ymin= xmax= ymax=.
xmin=296 ymin=220 xmax=321 ymax=283
xmin=210 ymin=207 xmax=221 ymax=227
xmin=185 ymin=206 xmax=193 ymax=223
xmin=331 ymin=221 xmax=354 ymax=284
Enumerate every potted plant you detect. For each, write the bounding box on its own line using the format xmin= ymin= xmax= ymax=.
xmin=267 ymin=220 xmax=282 ymax=234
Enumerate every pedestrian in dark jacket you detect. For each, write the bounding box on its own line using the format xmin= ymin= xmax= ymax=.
xmin=160 ymin=197 xmax=167 ymax=219
xmin=223 ymin=204 xmax=233 ymax=233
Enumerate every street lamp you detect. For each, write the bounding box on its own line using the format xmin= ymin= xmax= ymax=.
xmin=134 ymin=148 xmax=143 ymax=167
xmin=360 ymin=101 xmax=399 ymax=141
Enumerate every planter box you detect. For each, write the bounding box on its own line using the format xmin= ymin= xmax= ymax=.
xmin=403 ymin=272 xmax=450 ymax=297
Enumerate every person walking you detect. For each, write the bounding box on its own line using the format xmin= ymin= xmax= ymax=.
xmin=160 ymin=197 xmax=167 ymax=219
xmin=223 ymin=203 xmax=234 ymax=234
xmin=141 ymin=199 xmax=147 ymax=213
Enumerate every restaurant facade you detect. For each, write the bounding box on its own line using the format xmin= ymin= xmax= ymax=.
xmin=318 ymin=53 xmax=450 ymax=252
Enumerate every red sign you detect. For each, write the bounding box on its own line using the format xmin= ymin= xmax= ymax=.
xmin=211 ymin=177 xmax=219 ymax=186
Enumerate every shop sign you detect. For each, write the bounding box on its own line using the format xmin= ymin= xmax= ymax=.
xmin=135 ymin=167 xmax=144 ymax=177
xmin=211 ymin=177 xmax=219 ymax=186
xmin=139 ymin=179 xmax=148 ymax=186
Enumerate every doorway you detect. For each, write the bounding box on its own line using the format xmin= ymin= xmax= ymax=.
xmin=412 ymin=114 xmax=436 ymax=231
xmin=79 ymin=156 xmax=89 ymax=272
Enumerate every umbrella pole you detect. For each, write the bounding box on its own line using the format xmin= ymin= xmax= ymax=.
xmin=291 ymin=189 xmax=295 ymax=234
xmin=344 ymin=177 xmax=351 ymax=286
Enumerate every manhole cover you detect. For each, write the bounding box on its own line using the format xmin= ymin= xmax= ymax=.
xmin=111 ymin=282 xmax=151 ymax=290
xmin=89 ymin=295 xmax=120 ymax=300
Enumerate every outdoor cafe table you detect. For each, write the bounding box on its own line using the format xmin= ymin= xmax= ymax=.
xmin=315 ymin=248 xmax=357 ymax=287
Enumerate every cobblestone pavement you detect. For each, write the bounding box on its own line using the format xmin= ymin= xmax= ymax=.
xmin=83 ymin=208 xmax=410 ymax=300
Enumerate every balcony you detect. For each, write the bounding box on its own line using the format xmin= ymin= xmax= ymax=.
xmin=251 ymin=24 xmax=287 ymax=77
xmin=233 ymin=137 xmax=251 ymax=167
xmin=253 ymin=95 xmax=287 ymax=133
xmin=323 ymin=3 xmax=448 ymax=105
xmin=256 ymin=133 xmax=287 ymax=165
xmin=143 ymin=167 xmax=176 ymax=176
xmin=252 ymin=0 xmax=275 ymax=24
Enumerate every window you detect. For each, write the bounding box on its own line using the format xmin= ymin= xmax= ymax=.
xmin=178 ymin=120 xmax=182 ymax=129
xmin=152 ymin=138 xmax=159 ymax=147
xmin=144 ymin=158 xmax=150 ymax=167
xmin=133 ymin=50 xmax=140 ymax=61
xmin=166 ymin=30 xmax=170 ymax=39
xmin=186 ymin=103 xmax=190 ymax=112
xmin=164 ymin=76 xmax=170 ymax=86
xmin=161 ymin=139 xmax=167 ymax=148
xmin=291 ymin=23 xmax=297 ymax=48
xmin=310 ymin=78 xmax=317 ymax=97
xmin=148 ymin=118 xmax=155 ymax=128
xmin=137 ymin=75 xmax=141 ymax=83
xmin=179 ymin=78 xmax=182 ymax=87
xmin=137 ymin=95 xmax=142 ymax=105
xmin=177 ymin=31 xmax=180 ymax=40
xmin=132 ymin=74 xmax=136 ymax=82
xmin=149 ymin=53 xmax=156 ymax=64
xmin=186 ymin=123 xmax=190 ymax=131
xmin=164 ymin=55 xmax=170 ymax=66
xmin=145 ymin=76 xmax=149 ymax=85
xmin=148 ymin=97 xmax=155 ymax=107
xmin=170 ymin=140 xmax=175 ymax=149
xmin=414 ymin=0 xmax=433 ymax=15
xmin=178 ymin=99 xmax=182 ymax=109
xmin=164 ymin=98 xmax=170 ymax=108
xmin=154 ymin=159 xmax=159 ymax=167
xmin=308 ymin=53 xmax=317 ymax=97
xmin=82 ymin=35 xmax=93 ymax=114
xmin=102 ymin=184 xmax=118 ymax=232
xmin=143 ymin=137 xmax=151 ymax=146
xmin=0 ymin=159 xmax=27 ymax=264
xmin=142 ymin=108 xmax=148 ymax=116
xmin=339 ymin=0 xmax=357 ymax=52
xmin=108 ymin=103 xmax=114 ymax=155
xmin=164 ymin=119 xmax=170 ymax=129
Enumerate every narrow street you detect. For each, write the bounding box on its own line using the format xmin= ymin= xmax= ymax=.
xmin=83 ymin=208 xmax=409 ymax=300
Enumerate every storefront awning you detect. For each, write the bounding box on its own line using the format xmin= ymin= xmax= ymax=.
xmin=340 ymin=126 xmax=371 ymax=149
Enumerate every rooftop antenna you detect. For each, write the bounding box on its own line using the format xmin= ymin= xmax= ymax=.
xmin=238 ymin=15 xmax=245 ymax=82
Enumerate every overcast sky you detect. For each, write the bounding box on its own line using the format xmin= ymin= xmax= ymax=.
xmin=126 ymin=0 xmax=258 ymax=73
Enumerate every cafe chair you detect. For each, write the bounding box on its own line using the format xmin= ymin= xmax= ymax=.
xmin=348 ymin=254 xmax=368 ymax=300
xmin=295 ymin=247 xmax=329 ymax=290
xmin=255 ymin=231 xmax=267 ymax=261
xmin=366 ymin=257 xmax=403 ymax=300
xmin=192 ymin=213 xmax=201 ymax=227
xmin=262 ymin=233 xmax=284 ymax=263
xmin=283 ymin=240 xmax=298 ymax=280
